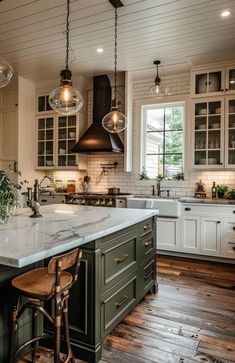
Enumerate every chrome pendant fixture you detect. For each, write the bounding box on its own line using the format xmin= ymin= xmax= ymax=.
xmin=0 ymin=57 xmax=13 ymax=88
xmin=102 ymin=2 xmax=127 ymax=134
xmin=150 ymin=60 xmax=168 ymax=97
xmin=49 ymin=0 xmax=83 ymax=115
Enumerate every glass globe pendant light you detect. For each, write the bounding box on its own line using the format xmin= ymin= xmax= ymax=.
xmin=150 ymin=60 xmax=168 ymax=97
xmin=49 ymin=0 xmax=83 ymax=115
xmin=102 ymin=7 xmax=127 ymax=134
xmin=0 ymin=57 xmax=13 ymax=88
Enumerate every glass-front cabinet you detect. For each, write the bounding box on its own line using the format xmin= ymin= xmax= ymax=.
xmin=192 ymin=98 xmax=224 ymax=169
xmin=57 ymin=115 xmax=78 ymax=168
xmin=225 ymin=96 xmax=235 ymax=168
xmin=191 ymin=65 xmax=235 ymax=98
xmin=37 ymin=116 xmax=55 ymax=168
xmin=36 ymin=115 xmax=81 ymax=169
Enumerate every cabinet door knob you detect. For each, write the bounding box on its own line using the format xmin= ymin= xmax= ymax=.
xmin=220 ymin=89 xmax=224 ymax=92
xmin=144 ymin=223 xmax=151 ymax=230
xmin=217 ymin=221 xmax=221 ymax=224
xmin=145 ymin=240 xmax=153 ymax=247
xmin=185 ymin=207 xmax=191 ymax=211
xmin=233 ymin=211 xmax=235 ymax=214
xmin=225 ymin=88 xmax=228 ymax=91
xmin=233 ymin=227 xmax=235 ymax=231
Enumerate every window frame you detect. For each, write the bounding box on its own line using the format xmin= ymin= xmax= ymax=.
xmin=136 ymin=95 xmax=190 ymax=181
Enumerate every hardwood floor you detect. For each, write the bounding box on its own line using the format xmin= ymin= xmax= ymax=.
xmin=20 ymin=255 xmax=235 ymax=363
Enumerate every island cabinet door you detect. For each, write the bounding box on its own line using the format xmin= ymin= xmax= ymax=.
xmin=201 ymin=217 xmax=221 ymax=256
xmin=181 ymin=215 xmax=201 ymax=253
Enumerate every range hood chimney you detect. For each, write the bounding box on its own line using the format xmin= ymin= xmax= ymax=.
xmin=72 ymin=75 xmax=124 ymax=153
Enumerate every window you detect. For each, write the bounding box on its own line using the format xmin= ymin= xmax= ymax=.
xmin=142 ymin=102 xmax=184 ymax=179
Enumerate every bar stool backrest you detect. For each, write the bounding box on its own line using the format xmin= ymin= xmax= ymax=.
xmin=48 ymin=248 xmax=82 ymax=286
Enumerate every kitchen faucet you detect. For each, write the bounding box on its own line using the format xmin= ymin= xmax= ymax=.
xmin=156 ymin=182 xmax=170 ymax=197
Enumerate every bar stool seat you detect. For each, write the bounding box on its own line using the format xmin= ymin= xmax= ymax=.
xmin=9 ymin=248 xmax=82 ymax=363
xmin=12 ymin=268 xmax=73 ymax=299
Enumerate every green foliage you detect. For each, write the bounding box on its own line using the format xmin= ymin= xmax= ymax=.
xmin=0 ymin=169 xmax=28 ymax=205
xmin=139 ymin=167 xmax=150 ymax=180
xmin=156 ymin=174 xmax=166 ymax=181
xmin=164 ymin=106 xmax=183 ymax=166
xmin=216 ymin=184 xmax=229 ymax=193
xmin=172 ymin=172 xmax=184 ymax=180
xmin=226 ymin=189 xmax=235 ymax=200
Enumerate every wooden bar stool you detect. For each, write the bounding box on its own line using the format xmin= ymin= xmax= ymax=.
xmin=9 ymin=248 xmax=82 ymax=363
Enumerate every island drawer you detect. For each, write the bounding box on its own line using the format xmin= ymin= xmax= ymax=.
xmin=139 ymin=218 xmax=154 ymax=237
xmin=101 ymin=275 xmax=137 ymax=336
xmin=141 ymin=233 xmax=155 ymax=261
xmin=142 ymin=258 xmax=156 ymax=294
xmin=101 ymin=229 xmax=137 ymax=292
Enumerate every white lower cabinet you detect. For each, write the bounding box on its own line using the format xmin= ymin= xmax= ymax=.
xmin=201 ymin=217 xmax=221 ymax=256
xmin=157 ymin=218 xmax=180 ymax=251
xmin=181 ymin=216 xmax=201 ymax=253
xmin=157 ymin=203 xmax=235 ymax=260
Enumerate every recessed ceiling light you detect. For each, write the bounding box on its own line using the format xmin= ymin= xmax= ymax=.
xmin=97 ymin=48 xmax=104 ymax=53
xmin=221 ymin=9 xmax=231 ymax=17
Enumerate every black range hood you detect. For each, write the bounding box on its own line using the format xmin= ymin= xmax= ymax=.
xmin=72 ymin=75 xmax=124 ymax=153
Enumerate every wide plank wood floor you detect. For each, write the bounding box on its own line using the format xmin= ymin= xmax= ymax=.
xmin=20 ymin=255 xmax=235 ymax=363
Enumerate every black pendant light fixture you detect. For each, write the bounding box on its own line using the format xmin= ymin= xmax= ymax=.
xmin=49 ymin=0 xmax=83 ymax=115
xmin=150 ymin=60 xmax=168 ymax=97
xmin=0 ymin=57 xmax=13 ymax=88
xmin=102 ymin=0 xmax=127 ymax=134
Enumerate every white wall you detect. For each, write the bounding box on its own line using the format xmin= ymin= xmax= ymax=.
xmin=18 ymin=76 xmax=44 ymax=189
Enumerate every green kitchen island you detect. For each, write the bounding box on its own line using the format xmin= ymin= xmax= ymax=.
xmin=0 ymin=204 xmax=158 ymax=362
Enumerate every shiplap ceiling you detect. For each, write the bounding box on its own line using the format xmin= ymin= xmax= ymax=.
xmin=0 ymin=0 xmax=235 ymax=82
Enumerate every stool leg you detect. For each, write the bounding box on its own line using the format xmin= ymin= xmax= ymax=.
xmin=31 ymin=308 xmax=38 ymax=362
xmin=63 ymin=298 xmax=75 ymax=363
xmin=54 ymin=298 xmax=62 ymax=363
xmin=9 ymin=305 xmax=17 ymax=363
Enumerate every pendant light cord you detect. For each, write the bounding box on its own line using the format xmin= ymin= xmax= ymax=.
xmin=65 ymin=0 xmax=70 ymax=69
xmin=114 ymin=7 xmax=118 ymax=105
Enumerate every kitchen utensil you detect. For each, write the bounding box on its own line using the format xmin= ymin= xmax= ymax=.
xmin=107 ymin=187 xmax=120 ymax=195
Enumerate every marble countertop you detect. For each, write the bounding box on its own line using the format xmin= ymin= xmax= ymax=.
xmin=0 ymin=205 xmax=158 ymax=268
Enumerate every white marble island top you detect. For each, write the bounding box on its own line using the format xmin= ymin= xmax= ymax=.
xmin=0 ymin=205 xmax=158 ymax=268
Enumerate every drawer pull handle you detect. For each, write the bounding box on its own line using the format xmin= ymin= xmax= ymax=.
xmin=233 ymin=211 xmax=235 ymax=214
xmin=115 ymin=295 xmax=128 ymax=308
xmin=227 ymin=242 xmax=235 ymax=245
xmin=185 ymin=207 xmax=191 ymax=211
xmin=144 ymin=223 xmax=151 ymax=231
xmin=115 ymin=254 xmax=128 ymax=264
xmin=145 ymin=240 xmax=153 ymax=247
xmin=233 ymin=247 xmax=235 ymax=251
xmin=144 ymin=270 xmax=153 ymax=280
xmin=233 ymin=227 xmax=235 ymax=231
xmin=217 ymin=221 xmax=221 ymax=224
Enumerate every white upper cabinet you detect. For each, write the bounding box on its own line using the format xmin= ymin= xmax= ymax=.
xmin=191 ymin=64 xmax=235 ymax=98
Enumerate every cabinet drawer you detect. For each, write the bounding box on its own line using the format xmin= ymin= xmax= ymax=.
xmin=101 ymin=276 xmax=137 ymax=335
xmin=101 ymin=231 xmax=137 ymax=291
xmin=140 ymin=218 xmax=153 ymax=237
xmin=182 ymin=204 xmax=235 ymax=216
xmin=141 ymin=234 xmax=155 ymax=261
xmin=221 ymin=237 xmax=235 ymax=258
xmin=143 ymin=258 xmax=156 ymax=293
xmin=223 ymin=220 xmax=235 ymax=236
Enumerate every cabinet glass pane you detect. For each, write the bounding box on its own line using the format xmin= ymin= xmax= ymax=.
xmin=38 ymin=97 xmax=45 ymax=112
xmin=46 ymin=118 xmax=53 ymax=129
xmin=46 ymin=95 xmax=52 ymax=111
xmin=46 ymin=141 xmax=53 ymax=155
xmin=45 ymin=156 xmax=53 ymax=167
xmin=68 ymin=128 xmax=76 ymax=139
xmin=58 ymin=155 xmax=66 ymax=167
xmin=46 ymin=130 xmax=53 ymax=140
xmin=68 ymin=116 xmax=76 ymax=127
xmin=229 ymin=69 xmax=235 ymax=91
xmin=68 ymin=140 xmax=76 ymax=154
xmin=68 ymin=155 xmax=76 ymax=167
xmin=38 ymin=118 xmax=45 ymax=129
xmin=195 ymin=72 xmax=221 ymax=94
xmin=38 ymin=130 xmax=45 ymax=141
xmin=228 ymin=150 xmax=235 ymax=164
xmin=58 ymin=141 xmax=66 ymax=155
xmin=58 ymin=117 xmax=67 ymax=128
xmin=58 ymin=128 xmax=66 ymax=139
xmin=38 ymin=156 xmax=44 ymax=167
xmin=195 ymin=150 xmax=206 ymax=165
xmin=195 ymin=131 xmax=206 ymax=150
xmin=38 ymin=142 xmax=45 ymax=155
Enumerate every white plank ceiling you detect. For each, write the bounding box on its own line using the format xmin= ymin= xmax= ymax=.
xmin=0 ymin=0 xmax=235 ymax=81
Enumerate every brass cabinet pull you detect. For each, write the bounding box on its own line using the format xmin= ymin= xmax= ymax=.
xmin=185 ymin=207 xmax=191 ymax=211
xmin=114 ymin=254 xmax=128 ymax=264
xmin=227 ymin=242 xmax=235 ymax=245
xmin=233 ymin=247 xmax=235 ymax=251
xmin=233 ymin=227 xmax=235 ymax=231
xmin=115 ymin=295 xmax=128 ymax=308
xmin=144 ymin=240 xmax=153 ymax=247
xmin=144 ymin=270 xmax=153 ymax=280
xmin=143 ymin=223 xmax=151 ymax=231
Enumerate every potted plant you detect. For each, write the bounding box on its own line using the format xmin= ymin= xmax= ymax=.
xmin=226 ymin=189 xmax=235 ymax=200
xmin=216 ymin=184 xmax=229 ymax=198
xmin=0 ymin=169 xmax=27 ymax=223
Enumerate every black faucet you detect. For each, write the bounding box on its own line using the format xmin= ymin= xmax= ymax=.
xmin=156 ymin=182 xmax=170 ymax=197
